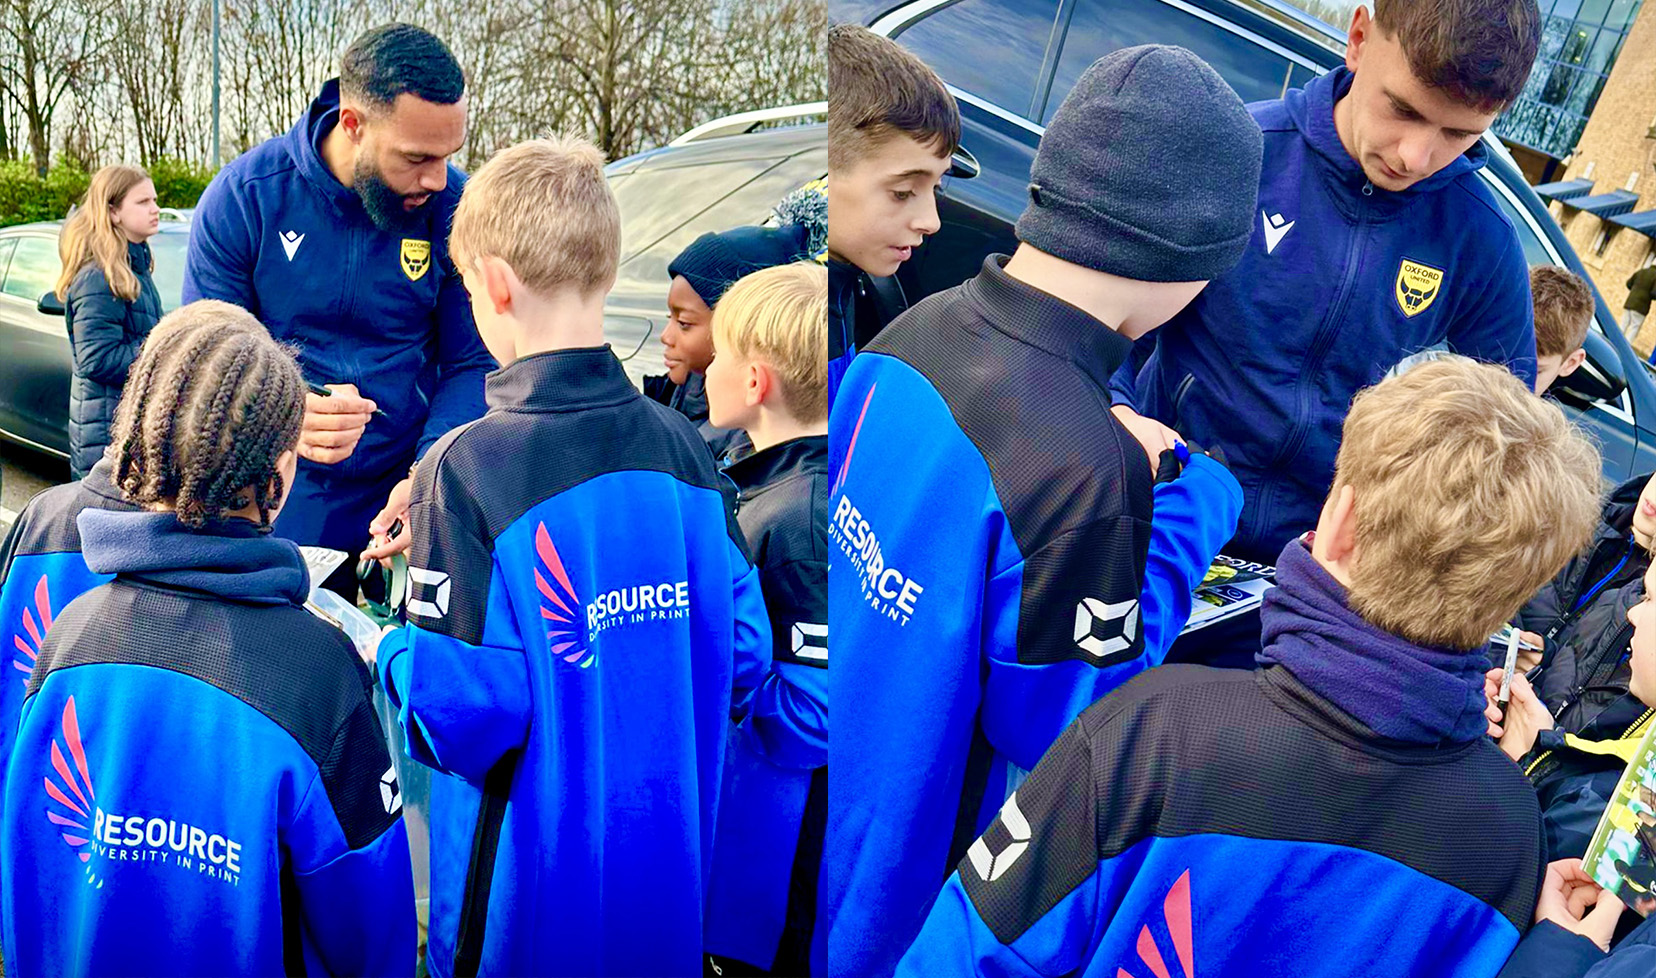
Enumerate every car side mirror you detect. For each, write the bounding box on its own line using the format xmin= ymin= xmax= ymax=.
xmin=36 ymin=291 xmax=64 ymax=316
xmin=1552 ymin=328 xmax=1627 ymax=407
xmin=949 ymin=145 xmax=980 ymax=181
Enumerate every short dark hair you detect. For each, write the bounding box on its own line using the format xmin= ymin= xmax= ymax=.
xmin=1373 ymin=0 xmax=1541 ymax=111
xmin=828 ymin=24 xmax=959 ymax=171
xmin=340 ymin=23 xmax=465 ymax=110
xmin=110 ymin=301 xmax=306 ymax=529
xmin=1530 ymin=264 xmax=1594 ymax=358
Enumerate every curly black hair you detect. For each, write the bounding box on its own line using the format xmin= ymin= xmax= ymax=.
xmin=109 ymin=300 xmax=306 ymax=529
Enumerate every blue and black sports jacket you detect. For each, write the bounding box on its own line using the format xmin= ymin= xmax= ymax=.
xmin=1112 ymin=67 xmax=1536 ymax=563
xmin=706 ymin=435 xmax=829 ymax=973
xmin=184 ymin=79 xmax=494 ymax=548
xmin=899 ymin=662 xmax=1545 ymax=978
xmin=0 ymin=459 xmax=136 ymax=775
xmin=376 ymin=347 xmax=770 ymax=978
xmin=823 ymin=255 xmax=1242 ymax=978
xmin=1 ymin=508 xmax=413 ymax=976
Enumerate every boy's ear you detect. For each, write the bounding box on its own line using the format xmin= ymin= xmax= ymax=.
xmin=1559 ymin=347 xmax=1587 ymax=378
xmin=1312 ymin=483 xmax=1360 ymax=586
xmin=478 ymin=256 xmax=516 ymax=316
xmin=747 ymin=359 xmax=773 ymax=409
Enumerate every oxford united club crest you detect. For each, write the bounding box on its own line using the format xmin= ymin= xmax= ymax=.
xmin=401 ymin=239 xmax=432 ymax=282
xmin=1394 ymin=258 xmax=1444 ymax=318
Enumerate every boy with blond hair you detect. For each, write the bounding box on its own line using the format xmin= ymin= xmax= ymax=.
xmin=701 ymin=262 xmax=829 ymax=975
xmin=1531 ymin=264 xmax=1594 ymax=395
xmin=375 ymin=136 xmax=770 ymax=978
xmin=899 ymin=357 xmax=1601 ymax=977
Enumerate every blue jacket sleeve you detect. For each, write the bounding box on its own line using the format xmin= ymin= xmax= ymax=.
xmin=1141 ymin=454 xmax=1243 ymax=660
xmin=897 ymin=722 xmax=1107 ymax=976
xmin=182 ymin=170 xmax=260 ymax=313
xmin=67 ymin=269 xmax=141 ymax=387
xmin=733 ymin=556 xmax=827 ymax=771
xmin=1445 ymin=228 xmax=1537 ymax=388
xmin=378 ymin=458 xmax=531 ymax=784
xmin=288 ymin=696 xmax=417 ymax=977
xmin=415 ymin=246 xmax=494 ymax=459
xmin=729 ymin=543 xmax=772 ymax=719
xmin=1495 ymin=920 xmax=1607 ymax=978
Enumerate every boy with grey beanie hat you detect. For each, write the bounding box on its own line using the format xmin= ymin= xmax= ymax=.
xmin=822 ymin=44 xmax=1261 ymax=978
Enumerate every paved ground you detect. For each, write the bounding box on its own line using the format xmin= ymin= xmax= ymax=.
xmin=0 ymin=442 xmax=69 ymax=537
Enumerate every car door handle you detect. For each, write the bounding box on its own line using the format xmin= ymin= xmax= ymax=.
xmin=950 ymin=145 xmax=980 ymax=180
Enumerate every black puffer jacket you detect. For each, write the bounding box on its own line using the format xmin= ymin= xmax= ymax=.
xmin=64 ymin=240 xmax=162 ymax=478
xmin=1518 ymin=471 xmax=1650 ymax=644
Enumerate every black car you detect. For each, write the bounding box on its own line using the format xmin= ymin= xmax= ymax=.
xmin=839 ymin=0 xmax=1656 ymax=481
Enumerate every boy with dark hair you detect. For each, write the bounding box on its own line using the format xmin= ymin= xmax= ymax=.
xmin=1111 ymin=0 xmax=1545 ymax=569
xmin=375 ymin=137 xmax=770 ymax=977
xmin=825 ymin=23 xmax=959 ymax=409
xmin=824 ymin=46 xmax=1260 ymax=978
xmin=1532 ymin=264 xmax=1594 ymax=394
xmin=901 ymin=357 xmax=1602 ymax=977
xmin=0 ymin=302 xmax=414 ymax=976
xmin=701 ymin=262 xmax=830 ymax=976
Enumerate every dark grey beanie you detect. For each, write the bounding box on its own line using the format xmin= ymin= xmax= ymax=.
xmin=1015 ymin=45 xmax=1264 ymax=283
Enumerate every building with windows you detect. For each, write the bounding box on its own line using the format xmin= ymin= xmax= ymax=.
xmin=1529 ymin=0 xmax=1656 ymax=348
xmin=1494 ymin=0 xmax=1644 ymax=182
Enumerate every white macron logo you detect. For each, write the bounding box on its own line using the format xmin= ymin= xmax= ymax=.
xmin=1074 ymin=597 xmax=1138 ymax=659
xmin=279 ymin=230 xmax=305 ymax=261
xmin=1262 ymin=211 xmax=1294 ymax=254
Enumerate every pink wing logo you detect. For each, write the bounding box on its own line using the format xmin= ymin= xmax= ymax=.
xmin=43 ymin=695 xmax=102 ymax=888
xmin=535 ymin=523 xmax=592 ymax=669
xmin=831 ymin=383 xmax=876 ymax=498
xmin=1117 ymin=869 xmax=1194 ymax=978
xmin=12 ymin=575 xmax=53 ymax=686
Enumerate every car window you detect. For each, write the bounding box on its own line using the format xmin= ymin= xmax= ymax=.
xmin=1044 ymin=0 xmax=1296 ymax=122
xmin=895 ymin=0 xmax=1061 ymax=119
xmin=1481 ymin=171 xmax=1617 ymax=341
xmin=0 ymin=238 xmax=16 ymax=285
xmin=1 ymin=235 xmax=59 ymax=303
xmin=612 ymin=157 xmax=779 ymax=262
xmin=149 ymin=233 xmax=189 ymax=312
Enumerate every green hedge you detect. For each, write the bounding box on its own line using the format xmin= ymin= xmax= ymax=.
xmin=0 ymin=157 xmax=217 ymax=228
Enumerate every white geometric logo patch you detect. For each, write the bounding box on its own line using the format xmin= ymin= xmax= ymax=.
xmin=279 ymin=230 xmax=305 ymax=261
xmin=406 ymin=567 xmax=451 ymax=620
xmin=379 ymin=765 xmax=402 ymax=814
xmin=1073 ymin=597 xmax=1139 ymax=660
xmin=791 ymin=622 xmax=828 ymax=662
xmin=967 ymin=791 xmax=1031 ymax=882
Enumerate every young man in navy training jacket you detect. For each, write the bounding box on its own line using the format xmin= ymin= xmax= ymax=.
xmin=897 ymin=356 xmax=1602 ymax=977
xmin=374 ymin=137 xmax=770 ymax=978
xmin=1110 ymin=0 xmax=1543 ymax=570
xmin=823 ymin=46 xmax=1262 ymax=978
xmin=700 ymin=263 xmax=829 ymax=975
xmin=184 ymin=24 xmax=495 ymax=590
xmin=1 ymin=302 xmax=414 ymax=977
xmin=825 ymin=24 xmax=957 ymax=411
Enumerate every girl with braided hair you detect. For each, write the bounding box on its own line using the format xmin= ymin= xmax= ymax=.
xmin=0 ymin=299 xmax=415 ymax=977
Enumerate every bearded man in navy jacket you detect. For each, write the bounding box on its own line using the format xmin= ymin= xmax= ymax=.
xmin=1111 ymin=0 xmax=1543 ymax=567
xmin=184 ymin=23 xmax=494 ymax=581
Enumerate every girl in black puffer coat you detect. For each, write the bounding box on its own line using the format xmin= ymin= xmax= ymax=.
xmin=54 ymin=165 xmax=163 ymax=479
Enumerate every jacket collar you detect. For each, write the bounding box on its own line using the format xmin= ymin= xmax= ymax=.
xmin=288 ymin=79 xmax=367 ymax=217
xmin=486 ymin=346 xmax=638 ymax=414
xmin=724 ymin=435 xmax=827 ymax=494
xmin=78 ymin=508 xmax=309 ymax=607
xmin=1285 ymin=67 xmax=1484 ymax=219
xmin=125 ymin=239 xmax=152 ymax=275
xmin=962 ymin=255 xmax=1134 ymax=389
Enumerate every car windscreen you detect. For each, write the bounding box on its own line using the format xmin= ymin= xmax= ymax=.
xmin=149 ymin=232 xmax=189 ymax=312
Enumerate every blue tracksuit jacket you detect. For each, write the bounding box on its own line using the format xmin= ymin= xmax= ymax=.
xmin=1112 ymin=67 xmax=1536 ymax=563
xmin=706 ymin=435 xmax=829 ymax=973
xmin=899 ymin=543 xmax=1545 ymax=978
xmin=376 ymin=347 xmax=770 ymax=977
xmin=183 ymin=79 xmax=494 ymax=554
xmin=823 ymin=256 xmax=1243 ymax=978
xmin=0 ymin=508 xmax=413 ymax=976
xmin=0 ymin=460 xmax=136 ymax=778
